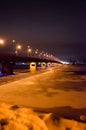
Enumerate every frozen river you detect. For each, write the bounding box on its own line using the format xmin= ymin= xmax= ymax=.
xmin=0 ymin=65 xmax=86 ymax=109
xmin=0 ymin=65 xmax=86 ymax=128
xmin=0 ymin=65 xmax=86 ymax=108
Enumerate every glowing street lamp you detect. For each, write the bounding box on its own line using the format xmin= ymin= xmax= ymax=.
xmin=43 ymin=53 xmax=46 ymax=57
xmin=15 ymin=44 xmax=22 ymax=55
xmin=28 ymin=48 xmax=32 ymax=53
xmin=12 ymin=40 xmax=15 ymax=43
xmin=27 ymin=48 xmax=32 ymax=57
xmin=35 ymin=51 xmax=38 ymax=54
xmin=34 ymin=49 xmax=38 ymax=57
xmin=35 ymin=49 xmax=38 ymax=54
xmin=0 ymin=39 xmax=4 ymax=45
xmin=16 ymin=45 xmax=22 ymax=50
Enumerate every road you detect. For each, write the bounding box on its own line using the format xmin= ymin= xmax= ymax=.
xmin=0 ymin=65 xmax=86 ymax=110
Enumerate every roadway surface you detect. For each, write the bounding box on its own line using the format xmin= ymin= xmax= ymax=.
xmin=0 ymin=65 xmax=86 ymax=114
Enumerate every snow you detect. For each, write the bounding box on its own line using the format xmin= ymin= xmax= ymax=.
xmin=0 ymin=103 xmax=85 ymax=130
xmin=0 ymin=65 xmax=86 ymax=129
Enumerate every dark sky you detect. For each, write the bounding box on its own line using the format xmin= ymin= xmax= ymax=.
xmin=0 ymin=0 xmax=85 ymax=61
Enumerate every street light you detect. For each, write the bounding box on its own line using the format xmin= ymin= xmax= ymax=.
xmin=27 ymin=48 xmax=32 ymax=57
xmin=34 ymin=49 xmax=38 ymax=57
xmin=12 ymin=40 xmax=15 ymax=43
xmin=17 ymin=45 xmax=22 ymax=50
xmin=0 ymin=39 xmax=4 ymax=45
xmin=15 ymin=44 xmax=22 ymax=55
xmin=35 ymin=49 xmax=38 ymax=54
xmin=28 ymin=48 xmax=31 ymax=53
xmin=43 ymin=53 xmax=46 ymax=57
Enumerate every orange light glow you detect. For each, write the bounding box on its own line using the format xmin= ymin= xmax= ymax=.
xmin=0 ymin=39 xmax=4 ymax=45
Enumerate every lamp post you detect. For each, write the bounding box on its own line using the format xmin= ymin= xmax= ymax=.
xmin=27 ymin=48 xmax=32 ymax=57
xmin=35 ymin=49 xmax=38 ymax=58
xmin=16 ymin=44 xmax=22 ymax=56
xmin=12 ymin=39 xmax=16 ymax=55
xmin=12 ymin=40 xmax=15 ymax=44
xmin=0 ymin=39 xmax=4 ymax=45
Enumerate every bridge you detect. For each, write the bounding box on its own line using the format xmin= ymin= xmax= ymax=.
xmin=0 ymin=53 xmax=61 ymax=75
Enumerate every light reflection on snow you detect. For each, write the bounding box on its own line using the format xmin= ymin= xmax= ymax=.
xmin=0 ymin=103 xmax=86 ymax=130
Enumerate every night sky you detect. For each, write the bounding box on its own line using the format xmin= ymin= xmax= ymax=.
xmin=0 ymin=0 xmax=85 ymax=61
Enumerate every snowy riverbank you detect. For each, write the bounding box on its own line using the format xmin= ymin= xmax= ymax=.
xmin=0 ymin=102 xmax=86 ymax=130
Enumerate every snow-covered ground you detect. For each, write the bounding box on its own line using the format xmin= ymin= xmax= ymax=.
xmin=0 ymin=102 xmax=86 ymax=130
xmin=0 ymin=65 xmax=86 ymax=129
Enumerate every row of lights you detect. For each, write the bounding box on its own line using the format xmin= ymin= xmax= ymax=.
xmin=0 ymin=39 xmax=59 ymax=62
